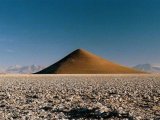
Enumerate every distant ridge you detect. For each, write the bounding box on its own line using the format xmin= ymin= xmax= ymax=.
xmin=36 ymin=49 xmax=143 ymax=74
xmin=133 ymin=64 xmax=160 ymax=73
xmin=3 ymin=65 xmax=44 ymax=74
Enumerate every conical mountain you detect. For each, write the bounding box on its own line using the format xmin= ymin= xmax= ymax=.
xmin=36 ymin=49 xmax=143 ymax=74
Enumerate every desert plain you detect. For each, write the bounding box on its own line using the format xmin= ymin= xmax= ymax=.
xmin=0 ymin=74 xmax=160 ymax=120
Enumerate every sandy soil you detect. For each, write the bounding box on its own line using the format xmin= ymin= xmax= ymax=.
xmin=0 ymin=74 xmax=160 ymax=119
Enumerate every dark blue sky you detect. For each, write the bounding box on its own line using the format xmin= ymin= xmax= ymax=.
xmin=0 ymin=0 xmax=160 ymax=67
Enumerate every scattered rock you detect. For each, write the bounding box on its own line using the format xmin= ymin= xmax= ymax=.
xmin=0 ymin=74 xmax=159 ymax=119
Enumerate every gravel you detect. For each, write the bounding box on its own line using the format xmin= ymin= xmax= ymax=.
xmin=0 ymin=74 xmax=160 ymax=120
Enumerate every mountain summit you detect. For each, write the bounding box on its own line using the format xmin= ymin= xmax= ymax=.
xmin=36 ymin=49 xmax=143 ymax=74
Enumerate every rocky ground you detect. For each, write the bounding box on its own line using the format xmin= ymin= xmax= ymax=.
xmin=0 ymin=74 xmax=160 ymax=120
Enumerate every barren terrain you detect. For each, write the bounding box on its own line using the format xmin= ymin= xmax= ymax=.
xmin=0 ymin=74 xmax=160 ymax=119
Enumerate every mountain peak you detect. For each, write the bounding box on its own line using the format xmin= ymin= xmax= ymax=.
xmin=65 ymin=48 xmax=95 ymax=59
xmin=75 ymin=48 xmax=84 ymax=52
xmin=72 ymin=48 xmax=90 ymax=54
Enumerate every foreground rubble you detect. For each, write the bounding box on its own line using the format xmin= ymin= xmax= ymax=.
xmin=0 ymin=74 xmax=160 ymax=120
